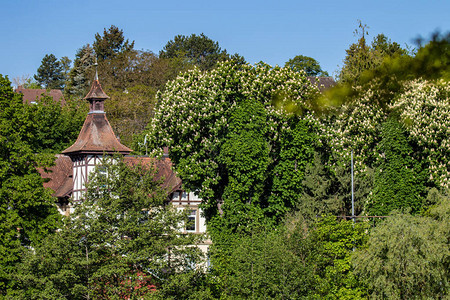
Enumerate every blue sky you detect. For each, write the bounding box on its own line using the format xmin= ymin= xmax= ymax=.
xmin=1 ymin=0 xmax=449 ymax=85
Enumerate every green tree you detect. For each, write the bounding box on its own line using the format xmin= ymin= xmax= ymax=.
xmin=304 ymin=216 xmax=368 ymax=299
xmin=285 ymin=55 xmax=329 ymax=76
xmin=151 ymin=271 xmax=219 ymax=300
xmin=59 ymin=56 xmax=72 ymax=83
xmin=353 ymin=198 xmax=449 ymax=299
xmin=219 ymin=229 xmax=315 ymax=299
xmin=210 ymin=215 xmax=367 ymax=299
xmin=338 ymin=21 xmax=408 ymax=83
xmin=160 ymin=33 xmax=239 ymax=71
xmin=93 ymin=25 xmax=134 ymax=61
xmin=368 ymin=117 xmax=426 ymax=216
xmin=34 ymin=54 xmax=65 ymax=89
xmin=299 ymin=151 xmax=374 ymax=222
xmin=106 ymin=84 xmax=157 ymax=147
xmin=13 ymin=157 xmax=203 ymax=299
xmin=140 ymin=62 xmax=320 ymax=287
xmin=0 ymin=75 xmax=60 ymax=295
xmin=26 ymin=94 xmax=88 ymax=153
xmin=65 ymin=44 xmax=96 ymax=99
xmin=140 ymin=61 xmax=318 ymax=231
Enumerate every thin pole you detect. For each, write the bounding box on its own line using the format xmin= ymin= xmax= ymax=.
xmin=351 ymin=150 xmax=355 ymax=252
xmin=351 ymin=150 xmax=355 ymax=225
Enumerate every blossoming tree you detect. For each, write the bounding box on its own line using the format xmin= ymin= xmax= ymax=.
xmin=140 ymin=61 xmax=319 ymax=238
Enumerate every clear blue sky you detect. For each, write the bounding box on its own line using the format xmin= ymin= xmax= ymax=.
xmin=1 ymin=0 xmax=449 ymax=85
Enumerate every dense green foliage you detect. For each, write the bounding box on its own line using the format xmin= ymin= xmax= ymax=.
xmin=26 ymin=95 xmax=88 ymax=154
xmin=368 ymin=117 xmax=426 ymax=215
xmin=140 ymin=62 xmax=318 ymax=233
xmin=354 ymin=194 xmax=449 ymax=299
xmin=285 ymin=55 xmax=329 ymax=76
xmin=0 ymin=75 xmax=61 ymax=294
xmin=11 ymin=157 xmax=203 ymax=299
xmin=34 ymin=54 xmax=66 ymax=89
xmin=65 ymin=44 xmax=96 ymax=98
xmin=93 ymin=25 xmax=135 ymax=61
xmin=299 ymin=151 xmax=374 ymax=221
xmin=209 ymin=216 xmax=367 ymax=299
xmin=160 ymin=33 xmax=242 ymax=71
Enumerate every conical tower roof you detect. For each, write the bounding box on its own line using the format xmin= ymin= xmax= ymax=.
xmin=62 ymin=71 xmax=132 ymax=156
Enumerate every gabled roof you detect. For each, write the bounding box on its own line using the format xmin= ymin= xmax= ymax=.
xmin=62 ymin=113 xmax=132 ymax=155
xmin=15 ymin=86 xmax=65 ymax=105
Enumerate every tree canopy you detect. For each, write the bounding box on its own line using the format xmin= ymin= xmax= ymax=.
xmin=139 ymin=61 xmax=320 ymax=250
xmin=11 ymin=157 xmax=203 ymax=299
xmin=65 ymin=44 xmax=96 ymax=98
xmin=338 ymin=21 xmax=409 ymax=83
xmin=0 ymin=75 xmax=61 ymax=294
xmin=285 ymin=55 xmax=329 ymax=76
xmin=160 ymin=33 xmax=242 ymax=71
xmin=34 ymin=54 xmax=65 ymax=89
xmin=93 ymin=25 xmax=135 ymax=61
xmin=353 ymin=196 xmax=449 ymax=299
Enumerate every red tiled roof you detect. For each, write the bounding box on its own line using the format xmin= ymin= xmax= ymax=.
xmin=38 ymin=155 xmax=73 ymax=198
xmin=62 ymin=113 xmax=132 ymax=155
xmin=15 ymin=86 xmax=65 ymax=105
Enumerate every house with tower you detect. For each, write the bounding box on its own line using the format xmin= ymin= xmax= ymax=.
xmin=40 ymin=71 xmax=207 ymax=240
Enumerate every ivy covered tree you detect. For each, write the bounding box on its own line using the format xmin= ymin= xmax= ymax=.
xmin=12 ymin=157 xmax=202 ymax=299
xmin=34 ymin=54 xmax=65 ymax=89
xmin=140 ymin=61 xmax=319 ymax=247
xmin=305 ymin=216 xmax=368 ymax=299
xmin=368 ymin=117 xmax=426 ymax=215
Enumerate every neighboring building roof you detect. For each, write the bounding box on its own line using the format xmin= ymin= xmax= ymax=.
xmin=41 ymin=154 xmax=182 ymax=200
xmin=38 ymin=154 xmax=73 ymax=198
xmin=307 ymin=76 xmax=336 ymax=92
xmin=61 ymin=113 xmax=133 ymax=155
xmin=124 ymin=156 xmax=183 ymax=194
xmin=15 ymin=86 xmax=65 ymax=105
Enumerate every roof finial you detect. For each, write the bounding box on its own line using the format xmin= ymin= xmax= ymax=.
xmin=94 ymin=57 xmax=99 ymax=81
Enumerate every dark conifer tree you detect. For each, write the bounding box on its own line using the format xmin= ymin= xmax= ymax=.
xmin=34 ymin=54 xmax=65 ymax=89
